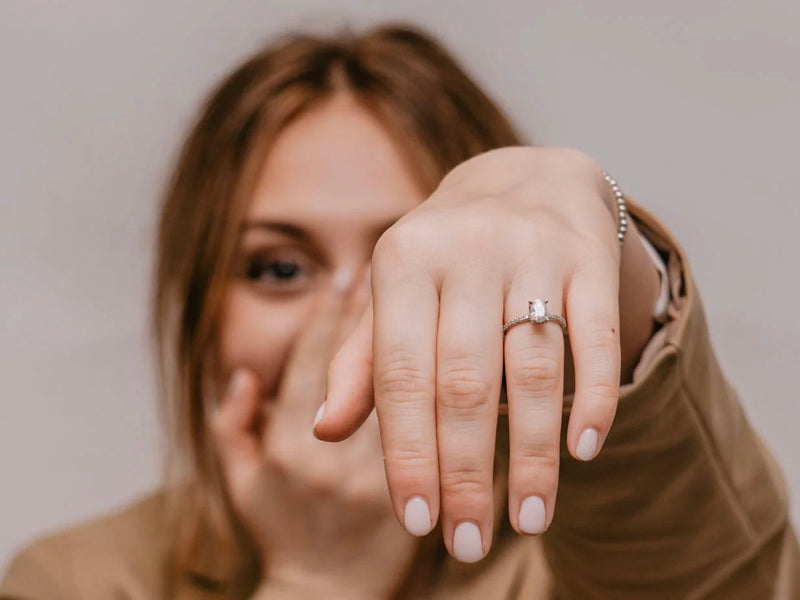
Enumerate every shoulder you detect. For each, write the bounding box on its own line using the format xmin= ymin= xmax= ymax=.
xmin=0 ymin=490 xmax=168 ymax=599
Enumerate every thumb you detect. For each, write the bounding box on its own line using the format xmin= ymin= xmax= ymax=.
xmin=314 ymin=299 xmax=375 ymax=442
xmin=210 ymin=368 xmax=264 ymax=491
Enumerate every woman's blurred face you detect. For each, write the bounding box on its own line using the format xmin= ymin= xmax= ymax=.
xmin=217 ymin=94 xmax=426 ymax=397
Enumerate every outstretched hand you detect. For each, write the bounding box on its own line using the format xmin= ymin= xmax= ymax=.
xmin=316 ymin=147 xmax=626 ymax=563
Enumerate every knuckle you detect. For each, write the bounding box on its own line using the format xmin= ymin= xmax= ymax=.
xmin=373 ymin=222 xmax=426 ymax=263
xmin=384 ymin=447 xmax=438 ymax=487
xmin=440 ymin=467 xmax=491 ymax=499
xmin=437 ymin=364 xmax=493 ymax=411
xmin=375 ymin=353 xmax=431 ymax=400
xmin=509 ymin=353 xmax=561 ymax=395
xmin=385 ymin=446 xmax=438 ymax=470
xmin=514 ymin=450 xmax=560 ymax=473
xmin=583 ymin=380 xmax=620 ymax=404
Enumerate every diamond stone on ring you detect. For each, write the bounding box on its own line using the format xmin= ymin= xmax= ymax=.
xmin=503 ymin=299 xmax=567 ymax=335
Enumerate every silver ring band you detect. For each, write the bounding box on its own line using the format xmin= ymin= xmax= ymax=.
xmin=503 ymin=299 xmax=567 ymax=335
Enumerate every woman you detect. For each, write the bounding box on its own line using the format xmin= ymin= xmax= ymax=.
xmin=2 ymin=23 xmax=798 ymax=599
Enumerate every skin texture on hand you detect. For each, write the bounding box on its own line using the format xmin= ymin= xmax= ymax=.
xmin=317 ymin=147 xmax=660 ymax=563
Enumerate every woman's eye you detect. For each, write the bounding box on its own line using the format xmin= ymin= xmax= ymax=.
xmin=246 ymin=259 xmax=300 ymax=281
xmin=242 ymin=254 xmax=313 ymax=292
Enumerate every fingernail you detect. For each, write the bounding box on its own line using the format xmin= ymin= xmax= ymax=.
xmin=312 ymin=402 xmax=326 ymax=429
xmin=453 ymin=522 xmax=484 ymax=563
xmin=576 ymin=427 xmax=599 ymax=461
xmin=403 ymin=496 xmax=432 ymax=536
xmin=332 ymin=270 xmax=354 ymax=294
xmin=226 ymin=369 xmax=247 ymax=398
xmin=518 ymin=496 xmax=546 ymax=534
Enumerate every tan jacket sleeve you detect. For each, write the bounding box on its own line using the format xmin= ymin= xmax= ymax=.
xmin=0 ymin=537 xmax=76 ymax=599
xmin=0 ymin=493 xmax=171 ymax=600
xmin=542 ymin=203 xmax=800 ymax=599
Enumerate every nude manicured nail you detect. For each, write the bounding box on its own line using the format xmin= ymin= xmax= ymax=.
xmin=453 ymin=522 xmax=484 ymax=563
xmin=226 ymin=369 xmax=247 ymax=398
xmin=576 ymin=427 xmax=599 ymax=461
xmin=518 ymin=496 xmax=546 ymax=534
xmin=312 ymin=402 xmax=326 ymax=428
xmin=403 ymin=496 xmax=432 ymax=536
xmin=332 ymin=270 xmax=354 ymax=294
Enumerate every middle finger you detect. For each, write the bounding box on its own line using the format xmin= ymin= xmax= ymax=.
xmin=436 ymin=269 xmax=504 ymax=562
xmin=372 ymin=253 xmax=440 ymax=539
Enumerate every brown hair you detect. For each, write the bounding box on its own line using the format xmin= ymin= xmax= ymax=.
xmin=153 ymin=22 xmax=524 ymax=594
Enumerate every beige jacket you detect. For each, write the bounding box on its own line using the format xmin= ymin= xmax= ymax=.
xmin=2 ymin=203 xmax=799 ymax=599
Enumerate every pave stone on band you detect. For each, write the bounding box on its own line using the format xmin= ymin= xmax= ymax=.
xmin=503 ymin=299 xmax=567 ymax=335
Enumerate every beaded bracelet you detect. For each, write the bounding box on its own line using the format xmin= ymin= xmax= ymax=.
xmin=602 ymin=171 xmax=628 ymax=244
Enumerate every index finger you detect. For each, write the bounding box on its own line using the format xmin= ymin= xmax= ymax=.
xmin=371 ymin=244 xmax=440 ymax=538
xmin=274 ymin=286 xmax=348 ymax=429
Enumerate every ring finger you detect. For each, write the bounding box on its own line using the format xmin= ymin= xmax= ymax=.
xmin=503 ymin=280 xmax=565 ymax=536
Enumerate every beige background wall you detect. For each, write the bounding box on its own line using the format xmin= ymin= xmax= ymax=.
xmin=2 ymin=0 xmax=798 ymax=570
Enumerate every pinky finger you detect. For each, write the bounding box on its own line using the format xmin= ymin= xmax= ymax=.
xmin=564 ymin=270 xmax=621 ymax=461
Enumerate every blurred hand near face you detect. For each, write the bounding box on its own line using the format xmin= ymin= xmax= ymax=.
xmin=211 ymin=271 xmax=417 ymax=598
xmin=318 ymin=147 xmax=629 ymax=563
